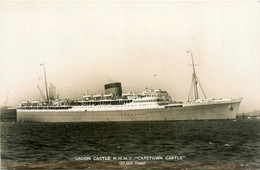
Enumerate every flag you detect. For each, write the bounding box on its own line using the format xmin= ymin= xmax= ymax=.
xmin=186 ymin=50 xmax=191 ymax=53
xmin=40 ymin=63 xmax=44 ymax=66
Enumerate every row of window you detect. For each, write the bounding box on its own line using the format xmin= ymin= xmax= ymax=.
xmin=79 ymin=100 xmax=133 ymax=105
xmin=133 ymin=99 xmax=163 ymax=103
xmin=20 ymin=107 xmax=72 ymax=110
xmin=85 ymin=104 xmax=153 ymax=108
xmin=45 ymin=113 xmax=147 ymax=117
xmin=165 ymin=105 xmax=183 ymax=108
xmin=145 ymin=95 xmax=165 ymax=97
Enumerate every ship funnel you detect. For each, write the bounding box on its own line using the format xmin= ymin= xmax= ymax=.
xmin=104 ymin=82 xmax=122 ymax=97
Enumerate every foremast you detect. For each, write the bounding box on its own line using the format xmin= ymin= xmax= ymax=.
xmin=40 ymin=63 xmax=49 ymax=100
xmin=187 ymin=50 xmax=207 ymax=101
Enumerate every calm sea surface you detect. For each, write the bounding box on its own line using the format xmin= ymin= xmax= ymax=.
xmin=1 ymin=119 xmax=260 ymax=169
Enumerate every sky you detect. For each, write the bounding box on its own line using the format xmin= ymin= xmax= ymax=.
xmin=0 ymin=1 xmax=259 ymax=112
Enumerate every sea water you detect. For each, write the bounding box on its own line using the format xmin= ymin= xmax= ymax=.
xmin=1 ymin=119 xmax=260 ymax=168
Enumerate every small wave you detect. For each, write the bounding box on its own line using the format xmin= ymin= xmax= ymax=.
xmin=224 ymin=144 xmax=231 ymax=147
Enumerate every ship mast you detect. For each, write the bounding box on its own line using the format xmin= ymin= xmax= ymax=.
xmin=37 ymin=85 xmax=47 ymax=100
xmin=191 ymin=51 xmax=199 ymax=100
xmin=40 ymin=63 xmax=49 ymax=100
xmin=3 ymin=90 xmax=9 ymax=106
xmin=187 ymin=50 xmax=207 ymax=101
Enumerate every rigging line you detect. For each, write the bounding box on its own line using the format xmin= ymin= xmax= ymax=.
xmin=193 ymin=75 xmax=199 ymax=99
xmin=188 ymin=75 xmax=194 ymax=101
xmin=197 ymin=77 xmax=207 ymax=99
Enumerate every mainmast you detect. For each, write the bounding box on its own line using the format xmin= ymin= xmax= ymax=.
xmin=187 ymin=50 xmax=207 ymax=101
xmin=40 ymin=63 xmax=49 ymax=100
xmin=190 ymin=51 xmax=199 ymax=100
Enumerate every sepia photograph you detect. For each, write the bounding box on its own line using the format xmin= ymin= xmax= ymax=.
xmin=0 ymin=1 xmax=260 ymax=169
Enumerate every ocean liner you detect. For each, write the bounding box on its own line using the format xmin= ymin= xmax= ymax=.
xmin=1 ymin=91 xmax=17 ymax=121
xmin=0 ymin=106 xmax=17 ymax=121
xmin=17 ymin=52 xmax=242 ymax=122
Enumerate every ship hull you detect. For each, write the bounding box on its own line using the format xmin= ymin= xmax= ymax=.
xmin=0 ymin=109 xmax=17 ymax=121
xmin=17 ymin=99 xmax=241 ymax=122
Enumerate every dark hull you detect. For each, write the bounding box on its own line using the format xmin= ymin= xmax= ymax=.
xmin=0 ymin=109 xmax=17 ymax=121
